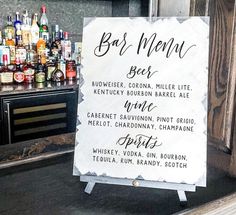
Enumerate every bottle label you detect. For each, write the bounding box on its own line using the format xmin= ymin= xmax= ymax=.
xmin=51 ymin=48 xmax=59 ymax=58
xmin=36 ymin=72 xmax=45 ymax=83
xmin=22 ymin=30 xmax=31 ymax=46
xmin=58 ymin=61 xmax=66 ymax=77
xmin=24 ymin=68 xmax=35 ymax=83
xmin=1 ymin=72 xmax=13 ymax=83
xmin=15 ymin=23 xmax=21 ymax=34
xmin=14 ymin=72 xmax=24 ymax=83
xmin=9 ymin=45 xmax=16 ymax=63
xmin=41 ymin=31 xmax=49 ymax=41
xmin=16 ymin=48 xmax=26 ymax=63
xmin=37 ymin=46 xmax=46 ymax=56
xmin=31 ymin=29 xmax=39 ymax=44
xmin=47 ymin=66 xmax=55 ymax=80
xmin=5 ymin=29 xmax=15 ymax=40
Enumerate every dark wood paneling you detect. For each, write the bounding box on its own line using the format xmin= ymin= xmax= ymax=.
xmin=207 ymin=0 xmax=235 ymax=147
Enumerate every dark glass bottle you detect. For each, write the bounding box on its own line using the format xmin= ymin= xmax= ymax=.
xmin=14 ymin=57 xmax=24 ymax=84
xmin=35 ymin=56 xmax=46 ymax=83
xmin=51 ymin=63 xmax=64 ymax=82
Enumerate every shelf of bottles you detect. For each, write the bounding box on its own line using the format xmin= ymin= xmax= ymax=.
xmin=0 ymin=5 xmax=81 ymax=86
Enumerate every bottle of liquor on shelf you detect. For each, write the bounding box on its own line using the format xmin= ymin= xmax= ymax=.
xmin=66 ymin=60 xmax=76 ymax=81
xmin=45 ymin=37 xmax=51 ymax=58
xmin=36 ymin=33 xmax=46 ymax=57
xmin=23 ymin=51 xmax=35 ymax=84
xmin=50 ymin=25 xmax=60 ymax=60
xmin=21 ymin=11 xmax=31 ymax=47
xmin=13 ymin=57 xmax=24 ymax=84
xmin=26 ymin=42 xmax=37 ymax=65
xmin=1 ymin=54 xmax=13 ymax=84
xmin=61 ymin=32 xmax=71 ymax=60
xmin=59 ymin=29 xmax=64 ymax=41
xmin=35 ymin=55 xmax=46 ymax=83
xmin=51 ymin=62 xmax=64 ymax=82
xmin=15 ymin=35 xmax=27 ymax=64
xmin=4 ymin=15 xmax=15 ymax=41
xmin=6 ymin=32 xmax=16 ymax=64
xmin=58 ymin=56 xmax=66 ymax=78
xmin=0 ymin=43 xmax=10 ymax=65
xmin=40 ymin=5 xmax=49 ymax=42
xmin=46 ymin=57 xmax=56 ymax=81
xmin=31 ymin=13 xmax=40 ymax=45
xmin=14 ymin=12 xmax=22 ymax=45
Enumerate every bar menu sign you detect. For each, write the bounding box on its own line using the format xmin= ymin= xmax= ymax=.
xmin=74 ymin=17 xmax=209 ymax=187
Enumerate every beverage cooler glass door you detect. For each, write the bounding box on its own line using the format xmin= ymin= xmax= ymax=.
xmin=1 ymin=90 xmax=77 ymax=144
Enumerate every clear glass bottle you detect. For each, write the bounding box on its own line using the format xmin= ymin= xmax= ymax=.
xmin=4 ymin=15 xmax=15 ymax=41
xmin=21 ymin=12 xmax=31 ymax=47
xmin=40 ymin=5 xmax=49 ymax=42
xmin=15 ymin=35 xmax=27 ymax=64
xmin=23 ymin=52 xmax=35 ymax=84
xmin=31 ymin=13 xmax=40 ymax=45
xmin=26 ymin=43 xmax=38 ymax=65
xmin=61 ymin=32 xmax=71 ymax=60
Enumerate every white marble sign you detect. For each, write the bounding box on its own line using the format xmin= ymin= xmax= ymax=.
xmin=74 ymin=17 xmax=209 ymax=187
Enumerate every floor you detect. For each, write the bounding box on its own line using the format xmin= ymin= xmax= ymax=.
xmin=0 ymin=147 xmax=236 ymax=215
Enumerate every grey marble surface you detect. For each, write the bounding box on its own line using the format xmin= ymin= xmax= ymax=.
xmin=0 ymin=0 xmax=113 ymax=41
xmin=0 ymin=0 xmax=145 ymax=42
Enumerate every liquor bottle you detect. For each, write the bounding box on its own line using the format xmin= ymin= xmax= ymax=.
xmin=40 ymin=5 xmax=49 ymax=42
xmin=52 ymin=24 xmax=61 ymax=59
xmin=13 ymin=57 xmax=24 ymax=84
xmin=15 ymin=35 xmax=27 ymax=64
xmin=4 ymin=16 xmax=15 ymax=41
xmin=1 ymin=54 xmax=13 ymax=84
xmin=23 ymin=51 xmax=35 ymax=83
xmin=58 ymin=56 xmax=66 ymax=77
xmin=46 ymin=57 xmax=56 ymax=81
xmin=59 ymin=29 xmax=64 ymax=41
xmin=61 ymin=32 xmax=71 ymax=60
xmin=31 ymin=13 xmax=40 ymax=45
xmin=45 ymin=38 xmax=51 ymax=58
xmin=14 ymin=12 xmax=22 ymax=45
xmin=21 ymin=12 xmax=31 ymax=46
xmin=35 ymin=56 xmax=46 ymax=83
xmin=66 ymin=60 xmax=76 ymax=80
xmin=26 ymin=42 xmax=37 ymax=65
xmin=6 ymin=32 xmax=16 ymax=64
xmin=36 ymin=33 xmax=46 ymax=57
xmin=51 ymin=63 xmax=64 ymax=82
